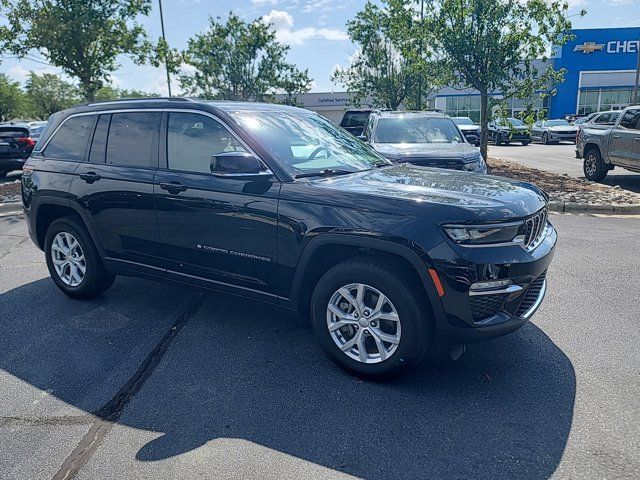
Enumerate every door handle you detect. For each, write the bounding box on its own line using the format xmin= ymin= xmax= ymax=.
xmin=634 ymin=137 xmax=640 ymax=142
xmin=160 ymin=182 xmax=188 ymax=194
xmin=79 ymin=172 xmax=101 ymax=183
xmin=612 ymin=135 xmax=621 ymax=139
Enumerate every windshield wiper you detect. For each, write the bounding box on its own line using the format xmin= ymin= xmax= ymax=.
xmin=295 ymin=169 xmax=358 ymax=179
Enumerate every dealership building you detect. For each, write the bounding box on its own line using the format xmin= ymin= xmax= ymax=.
xmin=283 ymin=27 xmax=640 ymax=123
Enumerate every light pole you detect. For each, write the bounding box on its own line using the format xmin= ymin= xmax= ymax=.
xmin=158 ymin=0 xmax=172 ymax=97
xmin=634 ymin=35 xmax=640 ymax=105
xmin=417 ymin=0 xmax=425 ymax=110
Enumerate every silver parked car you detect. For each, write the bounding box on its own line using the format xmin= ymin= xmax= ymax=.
xmin=531 ymin=119 xmax=578 ymax=144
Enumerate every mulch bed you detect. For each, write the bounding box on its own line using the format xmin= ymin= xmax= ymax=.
xmin=487 ymin=157 xmax=640 ymax=205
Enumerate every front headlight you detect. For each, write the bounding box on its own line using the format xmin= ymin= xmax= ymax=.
xmin=442 ymin=222 xmax=523 ymax=245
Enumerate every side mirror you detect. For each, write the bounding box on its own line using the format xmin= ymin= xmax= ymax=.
xmin=210 ymin=152 xmax=271 ymax=179
xmin=465 ymin=134 xmax=479 ymax=144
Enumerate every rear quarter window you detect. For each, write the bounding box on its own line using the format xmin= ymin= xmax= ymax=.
xmin=43 ymin=116 xmax=97 ymax=161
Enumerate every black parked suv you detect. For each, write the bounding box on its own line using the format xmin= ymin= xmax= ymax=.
xmin=339 ymin=109 xmax=373 ymax=136
xmin=23 ymin=98 xmax=556 ymax=380
xmin=0 ymin=123 xmax=38 ymax=178
xmin=361 ymin=111 xmax=486 ymax=173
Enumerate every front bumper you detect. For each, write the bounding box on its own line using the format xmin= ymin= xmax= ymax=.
xmin=548 ymin=132 xmax=578 ymax=142
xmin=426 ymin=222 xmax=557 ymax=343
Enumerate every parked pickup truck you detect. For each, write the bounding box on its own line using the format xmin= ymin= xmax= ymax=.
xmin=576 ymin=106 xmax=640 ymax=181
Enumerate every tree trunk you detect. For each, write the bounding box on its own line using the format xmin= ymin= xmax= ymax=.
xmin=480 ymin=90 xmax=489 ymax=160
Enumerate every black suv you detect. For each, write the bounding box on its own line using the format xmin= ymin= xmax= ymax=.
xmin=339 ymin=109 xmax=373 ymax=136
xmin=23 ymin=98 xmax=556 ymax=380
xmin=361 ymin=111 xmax=486 ymax=173
xmin=0 ymin=123 xmax=38 ymax=178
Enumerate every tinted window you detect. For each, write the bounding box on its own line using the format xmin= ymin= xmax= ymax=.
xmin=106 ymin=112 xmax=160 ymax=168
xmin=619 ymin=109 xmax=640 ymax=130
xmin=44 ymin=116 xmax=96 ymax=161
xmin=88 ymin=115 xmax=110 ymax=164
xmin=167 ymin=112 xmax=248 ymax=174
xmin=341 ymin=111 xmax=370 ymax=127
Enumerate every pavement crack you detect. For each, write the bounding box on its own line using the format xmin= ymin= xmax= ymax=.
xmin=0 ymin=415 xmax=97 ymax=427
xmin=0 ymin=236 xmax=29 ymax=261
xmin=51 ymin=294 xmax=204 ymax=480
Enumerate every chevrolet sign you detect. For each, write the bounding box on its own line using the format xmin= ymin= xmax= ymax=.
xmin=574 ymin=42 xmax=605 ymax=54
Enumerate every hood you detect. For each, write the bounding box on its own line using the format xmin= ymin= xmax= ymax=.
xmin=548 ymin=126 xmax=577 ymax=132
xmin=456 ymin=124 xmax=479 ymax=132
xmin=312 ymin=164 xmax=547 ymax=221
xmin=372 ymin=142 xmax=480 ymax=161
xmin=497 ymin=125 xmax=528 ymax=132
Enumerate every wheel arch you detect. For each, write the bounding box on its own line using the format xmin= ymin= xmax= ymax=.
xmin=287 ymin=234 xmax=444 ymax=320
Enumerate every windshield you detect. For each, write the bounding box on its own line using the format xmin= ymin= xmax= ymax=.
xmin=544 ymin=120 xmax=570 ymax=127
xmin=231 ymin=110 xmax=389 ymax=176
xmin=496 ymin=118 xmax=524 ymax=127
xmin=341 ymin=111 xmax=370 ymax=127
xmin=453 ymin=117 xmax=474 ymax=125
xmin=373 ymin=117 xmax=464 ymax=144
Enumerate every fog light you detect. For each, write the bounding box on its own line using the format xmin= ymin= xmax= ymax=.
xmin=471 ymin=279 xmax=512 ymax=290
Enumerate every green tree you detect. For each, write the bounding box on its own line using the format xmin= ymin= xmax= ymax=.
xmin=0 ymin=0 xmax=153 ymax=101
xmin=420 ymin=0 xmax=583 ymax=158
xmin=180 ymin=13 xmax=311 ymax=101
xmin=94 ymin=85 xmax=161 ymax=101
xmin=332 ymin=1 xmax=439 ymax=110
xmin=0 ymin=73 xmax=25 ymax=121
xmin=24 ymin=72 xmax=80 ymax=119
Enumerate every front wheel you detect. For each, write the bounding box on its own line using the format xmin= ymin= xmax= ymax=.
xmin=542 ymin=132 xmax=549 ymax=145
xmin=493 ymin=133 xmax=502 ymax=146
xmin=522 ymin=141 xmax=531 ymax=146
xmin=310 ymin=257 xmax=433 ymax=381
xmin=45 ymin=217 xmax=115 ymax=298
xmin=583 ymin=148 xmax=608 ymax=181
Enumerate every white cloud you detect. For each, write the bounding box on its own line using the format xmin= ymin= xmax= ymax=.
xmin=8 ymin=64 xmax=61 ymax=83
xmin=610 ymin=0 xmax=634 ymax=5
xmin=252 ymin=0 xmax=280 ymax=4
xmin=262 ymin=10 xmax=348 ymax=46
xmin=301 ymin=0 xmax=345 ymax=13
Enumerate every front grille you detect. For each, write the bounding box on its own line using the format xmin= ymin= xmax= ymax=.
xmin=404 ymin=158 xmax=466 ymax=170
xmin=515 ymin=271 xmax=547 ymax=317
xmin=523 ymin=208 xmax=548 ymax=250
xmin=471 ymin=293 xmax=509 ymax=321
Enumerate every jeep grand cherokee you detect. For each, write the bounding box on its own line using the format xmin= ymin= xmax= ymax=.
xmin=22 ymin=98 xmax=556 ymax=380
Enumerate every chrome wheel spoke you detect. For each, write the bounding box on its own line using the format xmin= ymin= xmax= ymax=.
xmin=356 ymin=331 xmax=368 ymax=362
xmin=370 ymin=327 xmax=400 ymax=345
xmin=340 ymin=334 xmax=358 ymax=352
xmin=371 ymin=332 xmax=388 ymax=361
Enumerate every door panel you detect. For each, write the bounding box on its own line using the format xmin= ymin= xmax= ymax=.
xmin=609 ymin=109 xmax=640 ymax=167
xmin=154 ymin=111 xmax=280 ymax=294
xmin=70 ymin=112 xmax=162 ymax=266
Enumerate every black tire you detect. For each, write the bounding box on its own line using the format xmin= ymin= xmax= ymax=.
xmin=542 ymin=132 xmax=549 ymax=145
xmin=521 ymin=140 xmax=531 ymax=146
xmin=493 ymin=133 xmax=502 ymax=146
xmin=310 ymin=257 xmax=433 ymax=381
xmin=583 ymin=148 xmax=608 ymax=182
xmin=44 ymin=217 xmax=115 ymax=299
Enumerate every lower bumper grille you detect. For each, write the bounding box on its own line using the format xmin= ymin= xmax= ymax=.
xmin=471 ymin=293 xmax=509 ymax=321
xmin=516 ymin=271 xmax=547 ymax=318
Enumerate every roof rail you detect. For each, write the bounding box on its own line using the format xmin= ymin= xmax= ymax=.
xmin=84 ymin=97 xmax=195 ymax=107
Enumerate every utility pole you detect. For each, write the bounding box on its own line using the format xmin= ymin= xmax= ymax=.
xmin=634 ymin=35 xmax=640 ymax=105
xmin=417 ymin=0 xmax=425 ymax=110
xmin=158 ymin=0 xmax=172 ymax=97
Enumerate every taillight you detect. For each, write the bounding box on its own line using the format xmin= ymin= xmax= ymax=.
xmin=17 ymin=137 xmax=36 ymax=148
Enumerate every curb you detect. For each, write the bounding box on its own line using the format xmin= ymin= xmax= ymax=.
xmin=549 ymin=201 xmax=640 ymax=215
xmin=0 ymin=202 xmax=22 ymax=215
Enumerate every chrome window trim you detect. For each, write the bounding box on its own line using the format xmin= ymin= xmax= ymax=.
xmin=36 ymin=108 xmax=276 ymax=179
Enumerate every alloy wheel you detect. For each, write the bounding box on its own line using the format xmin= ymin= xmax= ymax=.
xmin=326 ymin=283 xmax=401 ymax=364
xmin=51 ymin=232 xmax=86 ymax=287
xmin=585 ymin=154 xmax=597 ymax=176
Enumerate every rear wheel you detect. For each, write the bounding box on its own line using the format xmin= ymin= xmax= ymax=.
xmin=493 ymin=133 xmax=502 ymax=146
xmin=45 ymin=217 xmax=115 ymax=298
xmin=542 ymin=132 xmax=549 ymax=145
xmin=583 ymin=148 xmax=608 ymax=182
xmin=310 ymin=257 xmax=433 ymax=380
xmin=521 ymin=140 xmax=531 ymax=146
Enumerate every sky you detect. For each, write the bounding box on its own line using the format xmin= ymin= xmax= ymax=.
xmin=2 ymin=0 xmax=640 ymax=95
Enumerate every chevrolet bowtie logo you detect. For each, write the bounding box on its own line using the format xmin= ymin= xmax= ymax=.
xmin=574 ymin=41 xmax=605 ymax=54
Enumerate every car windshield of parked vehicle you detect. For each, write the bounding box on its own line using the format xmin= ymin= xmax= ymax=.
xmin=453 ymin=117 xmax=475 ymax=125
xmin=373 ymin=116 xmax=464 ymax=144
xmin=544 ymin=120 xmax=570 ymax=127
xmin=231 ymin=110 xmax=390 ymax=176
xmin=496 ymin=118 xmax=524 ymax=127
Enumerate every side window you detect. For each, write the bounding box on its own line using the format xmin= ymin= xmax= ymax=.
xmin=88 ymin=114 xmax=110 ymax=163
xmin=594 ymin=113 xmax=610 ymax=124
xmin=106 ymin=112 xmax=160 ymax=168
xmin=619 ymin=110 xmax=640 ymax=130
xmin=167 ymin=112 xmax=248 ymax=174
xmin=43 ymin=115 xmax=96 ymax=161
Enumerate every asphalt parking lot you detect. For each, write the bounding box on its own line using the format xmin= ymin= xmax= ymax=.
xmin=1 ymin=212 xmax=639 ymax=480
xmin=489 ymin=142 xmax=640 ymax=194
